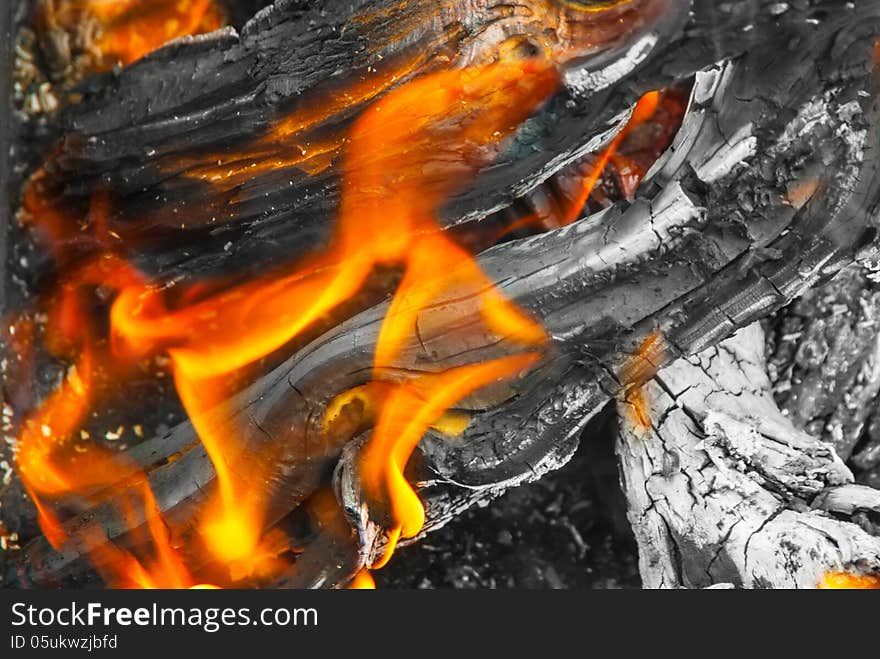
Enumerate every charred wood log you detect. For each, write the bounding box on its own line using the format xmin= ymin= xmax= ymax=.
xmin=16 ymin=0 xmax=852 ymax=290
xmin=337 ymin=20 xmax=880 ymax=575
xmin=12 ymin=3 xmax=880 ymax=588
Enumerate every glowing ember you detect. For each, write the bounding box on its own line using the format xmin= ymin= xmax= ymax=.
xmin=496 ymin=86 xmax=684 ymax=236
xmin=818 ymin=572 xmax=880 ymax=589
xmin=618 ymin=331 xmax=666 ymax=432
xmin=38 ymin=0 xmax=226 ymax=70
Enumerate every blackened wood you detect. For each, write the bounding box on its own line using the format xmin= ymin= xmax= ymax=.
xmin=1 ymin=0 xmax=16 ymax=315
xmin=23 ymin=1 xmax=832 ymax=287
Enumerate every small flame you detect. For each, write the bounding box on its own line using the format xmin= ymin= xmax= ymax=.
xmin=619 ymin=330 xmax=666 ymax=432
xmin=558 ymin=91 xmax=660 ymax=226
xmin=107 ymin=58 xmax=559 ymax=573
xmin=349 ymin=570 xmax=376 ymax=590
xmin=494 ymin=87 xmax=681 ymax=238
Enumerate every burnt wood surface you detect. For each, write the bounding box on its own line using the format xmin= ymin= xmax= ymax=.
xmin=1 ymin=1 xmax=16 ymax=314
xmin=16 ymin=0 xmax=839 ymax=289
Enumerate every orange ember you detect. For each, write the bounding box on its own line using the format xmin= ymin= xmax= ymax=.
xmin=359 ymin=354 xmax=543 ymax=568
xmin=819 ymin=572 xmax=880 ymax=589
xmin=39 ymin=0 xmax=226 ymax=70
xmin=494 ymin=86 xmax=681 ymax=237
xmin=618 ymin=331 xmax=666 ymax=432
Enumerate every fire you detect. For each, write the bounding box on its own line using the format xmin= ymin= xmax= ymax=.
xmin=10 ymin=239 xmax=200 ymax=587
xmin=13 ymin=56 xmax=559 ymax=586
xmin=349 ymin=570 xmax=377 ymax=590
xmin=38 ymin=0 xmax=226 ymax=70
xmin=181 ymin=51 xmax=432 ymax=186
xmin=558 ymin=91 xmax=660 ymax=226
xmin=11 ymin=21 xmax=680 ymax=584
xmin=818 ymin=572 xmax=880 ymax=589
xmin=107 ymin=57 xmax=558 ymax=572
xmin=494 ymin=86 xmax=684 ymax=237
xmin=360 ymin=354 xmax=543 ymax=568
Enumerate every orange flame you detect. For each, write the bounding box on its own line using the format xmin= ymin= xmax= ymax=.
xmin=181 ymin=51 xmax=431 ymax=186
xmin=14 ymin=56 xmax=559 ymax=586
xmin=11 ymin=242 xmax=199 ymax=587
xmin=12 ymin=45 xmax=687 ymax=586
xmin=106 ymin=58 xmax=558 ymax=572
xmin=349 ymin=570 xmax=377 ymax=590
xmin=558 ymin=91 xmax=660 ymax=226
xmin=362 ymin=354 xmax=544 ymax=569
xmin=14 ymin=0 xmax=228 ymax=585
xmin=493 ymin=87 xmax=683 ymax=238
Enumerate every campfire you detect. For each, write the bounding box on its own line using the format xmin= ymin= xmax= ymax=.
xmin=2 ymin=0 xmax=880 ymax=590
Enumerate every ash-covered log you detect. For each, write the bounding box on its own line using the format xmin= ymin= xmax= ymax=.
xmin=616 ymin=323 xmax=880 ymax=588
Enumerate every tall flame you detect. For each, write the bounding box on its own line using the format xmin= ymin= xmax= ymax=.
xmin=12 ymin=34 xmax=679 ymax=586
xmin=107 ymin=58 xmax=555 ymax=575
xmin=14 ymin=56 xmax=559 ymax=586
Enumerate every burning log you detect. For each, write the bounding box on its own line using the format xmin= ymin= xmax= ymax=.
xmin=17 ymin=0 xmax=809 ymax=285
xmin=4 ymin=0 xmax=880 ymax=589
xmin=340 ymin=37 xmax=880 ymax=575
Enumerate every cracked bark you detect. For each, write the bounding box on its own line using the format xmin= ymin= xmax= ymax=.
xmin=615 ymin=323 xmax=880 ymax=588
